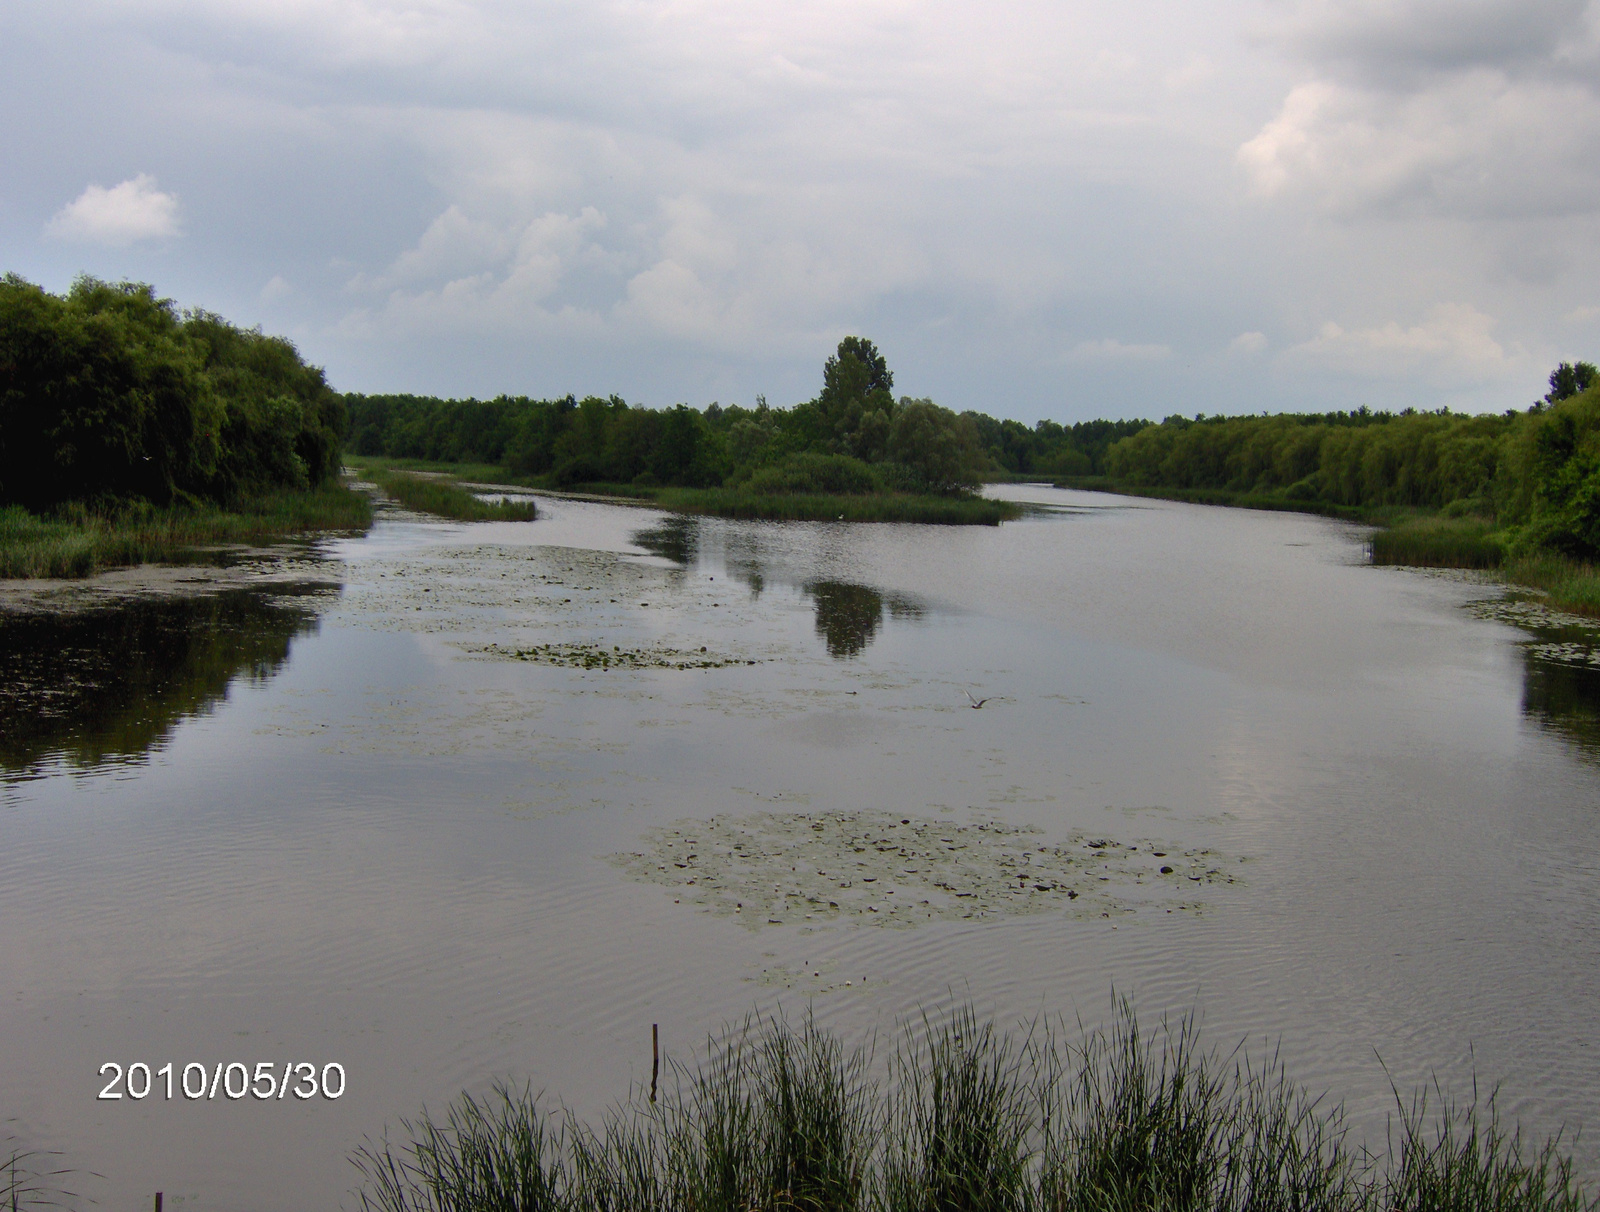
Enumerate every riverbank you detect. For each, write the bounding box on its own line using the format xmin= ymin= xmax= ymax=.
xmin=0 ymin=484 xmax=372 ymax=579
xmin=348 ymin=455 xmax=1020 ymax=525
xmin=1055 ymin=475 xmax=1600 ymax=620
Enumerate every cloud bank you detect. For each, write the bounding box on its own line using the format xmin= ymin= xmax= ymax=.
xmin=4 ymin=0 xmax=1597 ymax=417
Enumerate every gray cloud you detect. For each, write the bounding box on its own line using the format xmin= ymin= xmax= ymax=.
xmin=1283 ymin=0 xmax=1593 ymax=85
xmin=1 ymin=0 xmax=1591 ymax=419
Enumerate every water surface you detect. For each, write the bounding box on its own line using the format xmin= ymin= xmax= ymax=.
xmin=2 ymin=484 xmax=1596 ymax=1209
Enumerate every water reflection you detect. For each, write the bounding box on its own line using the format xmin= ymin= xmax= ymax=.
xmin=803 ymin=581 xmax=925 ymax=658
xmin=0 ymin=588 xmax=327 ymax=778
xmin=1522 ymin=652 xmax=1600 ymax=760
xmin=632 ymin=516 xmax=696 ymax=566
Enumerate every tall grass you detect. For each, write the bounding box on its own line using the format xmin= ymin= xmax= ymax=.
xmin=1502 ymin=554 xmax=1600 ymax=619
xmin=364 ymin=468 xmax=538 ymax=522
xmin=1370 ymin=516 xmax=1506 ymax=569
xmin=648 ymin=487 xmax=1020 ymax=526
xmin=0 ymin=485 xmax=373 ymax=579
xmin=353 ymin=1005 xmax=1594 ymax=1212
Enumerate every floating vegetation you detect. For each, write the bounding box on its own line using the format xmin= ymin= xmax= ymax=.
xmin=469 ymin=641 xmax=756 ymax=670
xmin=1464 ymin=596 xmax=1597 ymax=633
xmin=606 ymin=809 xmax=1241 ymax=930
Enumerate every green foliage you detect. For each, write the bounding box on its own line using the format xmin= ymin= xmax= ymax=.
xmin=0 ymin=487 xmax=371 ymax=579
xmin=1370 ymin=516 xmax=1506 ymax=569
xmin=745 ymin=452 xmax=881 ymax=496
xmin=364 ymin=468 xmax=537 ymax=521
xmin=0 ymin=274 xmax=345 ymax=511
xmin=885 ymin=399 xmax=987 ymax=495
xmin=353 ymin=1005 xmax=1593 ymax=1212
xmin=1543 ymin=362 xmax=1597 ymax=406
xmin=345 ymin=338 xmax=996 ymax=503
xmin=817 ymin=336 xmax=897 ymax=459
xmin=1504 ymin=384 xmax=1600 ymax=558
xmin=1102 ymin=409 xmax=1512 ymax=511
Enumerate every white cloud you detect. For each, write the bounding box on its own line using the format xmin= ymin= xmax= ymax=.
xmin=1238 ymin=75 xmax=1600 ymax=218
xmin=1228 ymin=331 xmax=1269 ymax=356
xmin=1240 ymin=0 xmax=1600 ymax=220
xmin=1280 ymin=303 xmax=1520 ymax=383
xmin=46 ymin=174 xmax=181 ymax=245
xmin=346 ymin=205 xmax=612 ymax=335
xmin=1065 ymin=338 xmax=1172 ymax=362
xmin=260 ymin=275 xmax=293 ymax=302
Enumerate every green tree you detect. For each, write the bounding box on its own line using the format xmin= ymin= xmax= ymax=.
xmin=816 ymin=336 xmax=897 ymax=459
xmin=0 ymin=276 xmax=222 ymax=510
xmin=1544 ymin=361 xmax=1598 ymax=406
xmin=886 ymin=398 xmax=985 ymax=494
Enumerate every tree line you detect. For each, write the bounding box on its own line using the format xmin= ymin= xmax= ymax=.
xmin=0 ymin=274 xmax=346 ymax=512
xmin=1103 ymin=362 xmax=1600 ymax=556
xmin=346 ymin=336 xmax=1146 ymax=498
xmin=8 ymin=272 xmax=1600 ymax=561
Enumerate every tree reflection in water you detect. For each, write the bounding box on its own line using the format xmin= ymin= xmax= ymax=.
xmin=804 ymin=581 xmax=923 ymax=658
xmin=1522 ymin=650 xmax=1600 ymax=763
xmin=0 ymin=587 xmax=327 ymax=778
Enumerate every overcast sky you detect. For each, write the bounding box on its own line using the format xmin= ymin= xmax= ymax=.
xmin=5 ymin=0 xmax=1600 ymax=422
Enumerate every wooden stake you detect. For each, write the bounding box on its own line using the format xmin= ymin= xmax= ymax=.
xmin=155 ymin=1195 xmax=163 ymax=1212
xmin=650 ymin=1023 xmax=659 ymax=1103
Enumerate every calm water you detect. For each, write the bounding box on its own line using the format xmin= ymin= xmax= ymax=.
xmin=2 ymin=484 xmax=1597 ymax=1210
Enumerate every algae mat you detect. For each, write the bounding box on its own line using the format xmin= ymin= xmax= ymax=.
xmin=608 ymin=809 xmax=1243 ymax=930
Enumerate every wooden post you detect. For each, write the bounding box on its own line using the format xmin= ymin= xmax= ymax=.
xmin=155 ymin=1195 xmax=163 ymax=1212
xmin=650 ymin=1024 xmax=659 ymax=1103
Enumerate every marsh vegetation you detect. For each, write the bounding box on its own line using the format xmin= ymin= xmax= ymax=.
xmin=354 ymin=1006 xmax=1595 ymax=1212
xmin=0 ymin=274 xmax=368 ymax=576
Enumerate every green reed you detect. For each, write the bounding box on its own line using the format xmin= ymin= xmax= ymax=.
xmin=1369 ymin=516 xmax=1506 ymax=569
xmin=0 ymin=485 xmax=372 ymax=579
xmin=364 ymin=469 xmax=538 ymax=522
xmin=353 ymin=1004 xmax=1594 ymax=1212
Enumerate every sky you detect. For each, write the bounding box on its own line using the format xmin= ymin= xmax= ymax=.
xmin=4 ymin=0 xmax=1600 ymax=423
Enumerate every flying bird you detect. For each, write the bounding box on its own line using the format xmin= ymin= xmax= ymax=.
xmin=963 ymin=690 xmax=991 ymax=709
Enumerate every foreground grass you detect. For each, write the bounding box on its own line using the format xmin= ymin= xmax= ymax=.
xmin=354 ymin=1005 xmax=1593 ymax=1212
xmin=0 ymin=485 xmax=373 ymax=579
xmin=362 ymin=466 xmax=537 ymax=522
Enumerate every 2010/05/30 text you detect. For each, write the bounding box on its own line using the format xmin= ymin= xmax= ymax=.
xmin=98 ymin=1062 xmax=345 ymax=1100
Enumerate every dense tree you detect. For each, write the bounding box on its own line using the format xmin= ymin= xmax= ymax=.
xmin=0 ymin=274 xmax=344 ymax=511
xmin=815 ymin=336 xmax=897 ymax=459
xmin=1544 ymin=361 xmax=1598 ymax=406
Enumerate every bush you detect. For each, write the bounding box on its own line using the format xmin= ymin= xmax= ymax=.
xmin=746 ymin=453 xmax=881 ymax=496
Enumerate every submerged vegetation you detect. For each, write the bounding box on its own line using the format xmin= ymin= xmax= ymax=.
xmin=354 ymin=1005 xmax=1594 ymax=1212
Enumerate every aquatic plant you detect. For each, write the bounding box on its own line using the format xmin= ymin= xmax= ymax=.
xmin=352 ymin=1005 xmax=1595 ymax=1212
xmin=0 ymin=485 xmax=372 ymax=579
xmin=363 ymin=468 xmax=537 ymax=522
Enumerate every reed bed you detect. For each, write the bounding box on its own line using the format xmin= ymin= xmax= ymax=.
xmin=353 ymin=1005 xmax=1593 ymax=1212
xmin=0 ymin=486 xmax=372 ymax=579
xmin=1369 ymin=517 xmax=1506 ymax=570
xmin=647 ymin=488 xmax=1020 ymax=526
xmin=1502 ymin=554 xmax=1600 ymax=619
xmin=364 ymin=469 xmax=538 ymax=522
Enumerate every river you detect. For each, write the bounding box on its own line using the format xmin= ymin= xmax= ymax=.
xmin=2 ymin=482 xmax=1596 ymax=1209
